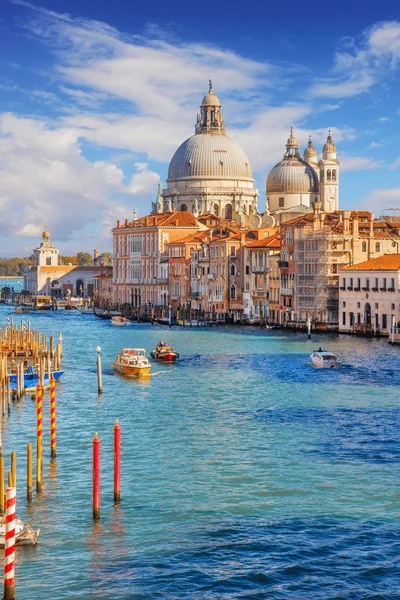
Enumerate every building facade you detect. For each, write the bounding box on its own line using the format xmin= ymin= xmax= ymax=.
xmin=339 ymin=255 xmax=400 ymax=335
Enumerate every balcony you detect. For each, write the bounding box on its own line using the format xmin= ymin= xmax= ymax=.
xmin=208 ymin=274 xmax=215 ymax=280
xmin=361 ymin=287 xmax=370 ymax=292
xmin=252 ymin=265 xmax=268 ymax=273
xmin=354 ymin=287 xmax=360 ymax=291
xmin=190 ymin=292 xmax=202 ymax=298
xmin=280 ymin=288 xmax=293 ymax=296
xmin=155 ymin=277 xmax=168 ymax=284
xmin=372 ymin=287 xmax=378 ymax=292
xmin=339 ymin=286 xmax=345 ymax=290
xmin=380 ymin=287 xmax=387 ymax=292
xmin=347 ymin=286 xmax=353 ymax=291
xmin=278 ymin=261 xmax=289 ymax=268
xmin=388 ymin=287 xmax=395 ymax=292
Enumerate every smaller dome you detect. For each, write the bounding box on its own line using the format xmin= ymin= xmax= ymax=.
xmin=42 ymin=231 xmax=50 ymax=240
xmin=267 ymin=157 xmax=319 ymax=194
xmin=304 ymin=137 xmax=317 ymax=158
xmin=323 ymin=132 xmax=336 ymax=153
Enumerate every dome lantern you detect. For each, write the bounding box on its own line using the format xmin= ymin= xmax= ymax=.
xmin=195 ymin=81 xmax=225 ymax=134
xmin=322 ymin=130 xmax=337 ymax=157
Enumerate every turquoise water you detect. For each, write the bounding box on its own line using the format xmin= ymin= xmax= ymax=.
xmin=1 ymin=304 xmax=400 ymax=598
xmin=0 ymin=278 xmax=24 ymax=293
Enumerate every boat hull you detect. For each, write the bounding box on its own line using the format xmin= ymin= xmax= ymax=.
xmin=112 ymin=361 xmax=151 ymax=377
xmin=311 ymin=357 xmax=342 ymax=368
xmin=150 ymin=350 xmax=179 ymax=362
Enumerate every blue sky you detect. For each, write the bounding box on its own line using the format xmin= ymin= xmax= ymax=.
xmin=1 ymin=0 xmax=400 ymax=256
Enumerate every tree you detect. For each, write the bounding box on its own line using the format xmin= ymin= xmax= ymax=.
xmin=0 ymin=257 xmax=34 ymax=276
xmin=59 ymin=255 xmax=78 ymax=266
xmin=97 ymin=252 xmax=113 ymax=266
xmin=76 ymin=252 xmax=94 ymax=265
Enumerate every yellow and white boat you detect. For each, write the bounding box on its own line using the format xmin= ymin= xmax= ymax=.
xmin=113 ymin=348 xmax=151 ymax=377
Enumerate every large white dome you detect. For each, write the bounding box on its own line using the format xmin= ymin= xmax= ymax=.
xmin=167 ymin=133 xmax=254 ymax=183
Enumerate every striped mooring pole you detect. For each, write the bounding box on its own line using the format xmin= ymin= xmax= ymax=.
xmin=50 ymin=377 xmax=56 ymax=458
xmin=113 ymin=420 xmax=121 ymax=504
xmin=36 ymin=384 xmax=43 ymax=493
xmin=92 ymin=433 xmax=101 ymax=521
xmin=3 ymin=487 xmax=16 ymax=600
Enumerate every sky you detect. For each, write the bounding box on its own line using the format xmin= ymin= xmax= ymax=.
xmin=1 ymin=0 xmax=400 ymax=256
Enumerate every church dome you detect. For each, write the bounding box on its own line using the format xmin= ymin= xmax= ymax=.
xmin=201 ymin=91 xmax=221 ymax=106
xmin=267 ymin=157 xmax=319 ymax=194
xmin=167 ymin=133 xmax=253 ymax=181
xmin=304 ymin=137 xmax=317 ymax=159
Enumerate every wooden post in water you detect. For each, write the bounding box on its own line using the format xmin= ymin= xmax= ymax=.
xmin=3 ymin=487 xmax=16 ymax=600
xmin=36 ymin=384 xmax=43 ymax=493
xmin=92 ymin=433 xmax=101 ymax=520
xmin=10 ymin=453 xmax=16 ymax=490
xmin=0 ymin=452 xmax=4 ymax=515
xmin=27 ymin=444 xmax=32 ymax=502
xmin=50 ymin=377 xmax=56 ymax=458
xmin=113 ymin=420 xmax=121 ymax=503
xmin=307 ymin=317 xmax=311 ymax=340
xmin=96 ymin=346 xmax=102 ymax=395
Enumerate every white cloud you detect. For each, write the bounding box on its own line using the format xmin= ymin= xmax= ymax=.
xmin=340 ymin=155 xmax=382 ymax=172
xmin=359 ymin=188 xmax=400 ymax=215
xmin=388 ymin=158 xmax=400 ymax=170
xmin=378 ymin=116 xmax=390 ymax=122
xmin=309 ymin=21 xmax=400 ymax=99
xmin=368 ymin=141 xmax=382 ymax=149
xmin=128 ymin=162 xmax=160 ymax=195
xmin=0 ymin=113 xmax=127 ymax=242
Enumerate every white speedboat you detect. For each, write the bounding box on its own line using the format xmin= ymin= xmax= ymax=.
xmin=111 ymin=316 xmax=130 ymax=326
xmin=310 ymin=349 xmax=342 ymax=368
xmin=0 ymin=517 xmax=39 ymax=547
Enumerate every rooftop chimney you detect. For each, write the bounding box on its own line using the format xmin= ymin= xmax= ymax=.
xmin=117 ymin=220 xmax=120 ymax=228
xmin=352 ymin=212 xmax=359 ymax=235
xmin=343 ymin=211 xmax=351 ymax=234
xmin=369 ymin=213 xmax=375 ymax=237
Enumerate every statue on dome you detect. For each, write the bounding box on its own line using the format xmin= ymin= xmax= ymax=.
xmin=192 ymin=198 xmax=199 ymax=217
xmin=165 ymin=198 xmax=173 ymax=213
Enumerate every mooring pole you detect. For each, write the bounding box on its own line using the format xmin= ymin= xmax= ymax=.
xmin=50 ymin=377 xmax=57 ymax=458
xmin=96 ymin=347 xmax=102 ymax=395
xmin=113 ymin=420 xmax=121 ymax=504
xmin=3 ymin=487 xmax=16 ymax=600
xmin=92 ymin=432 xmax=101 ymax=521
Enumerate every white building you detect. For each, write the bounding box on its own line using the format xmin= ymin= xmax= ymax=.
xmin=266 ymin=129 xmax=340 ymax=224
xmin=157 ymin=82 xmax=262 ymax=228
xmin=339 ymin=254 xmax=400 ymax=335
xmin=25 ymin=231 xmax=99 ymax=297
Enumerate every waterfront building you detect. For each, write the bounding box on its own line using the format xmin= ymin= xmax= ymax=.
xmin=279 ymin=206 xmax=400 ymax=326
xmin=246 ymin=232 xmax=281 ymax=320
xmin=25 ymin=231 xmax=98 ymax=297
xmin=112 ymin=212 xmax=204 ymax=307
xmin=339 ymin=254 xmax=400 ymax=335
xmin=158 ymin=82 xmax=261 ymax=226
xmin=93 ymin=266 xmax=113 ymax=309
xmin=266 ymin=129 xmax=340 ymax=225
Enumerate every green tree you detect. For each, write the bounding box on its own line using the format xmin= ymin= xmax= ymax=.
xmin=97 ymin=252 xmax=113 ymax=266
xmin=76 ymin=252 xmax=94 ymax=265
xmin=59 ymin=255 xmax=78 ymax=266
xmin=0 ymin=257 xmax=34 ymax=276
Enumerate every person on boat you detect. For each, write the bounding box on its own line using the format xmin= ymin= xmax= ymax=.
xmin=318 ymin=347 xmax=322 ymax=352
xmin=156 ymin=340 xmax=167 ymax=352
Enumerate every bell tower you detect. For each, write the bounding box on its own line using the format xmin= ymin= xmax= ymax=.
xmin=319 ymin=131 xmax=340 ymax=212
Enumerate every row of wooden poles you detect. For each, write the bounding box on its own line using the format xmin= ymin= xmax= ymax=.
xmin=92 ymin=421 xmax=121 ymax=520
xmin=0 ymin=323 xmax=62 ymax=600
xmin=0 ymin=378 xmax=57 ymax=516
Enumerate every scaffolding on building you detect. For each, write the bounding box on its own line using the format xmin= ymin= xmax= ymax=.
xmin=294 ymin=225 xmax=352 ymax=324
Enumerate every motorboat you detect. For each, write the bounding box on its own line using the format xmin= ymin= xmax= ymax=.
xmin=150 ymin=342 xmax=179 ymax=362
xmin=76 ymin=306 xmax=95 ymax=314
xmin=9 ymin=366 xmax=64 ymax=392
xmin=310 ymin=349 xmax=342 ymax=368
xmin=113 ymin=348 xmax=151 ymax=377
xmin=14 ymin=306 xmax=31 ymax=313
xmin=111 ymin=316 xmax=130 ymax=326
xmin=0 ymin=516 xmax=39 ymax=547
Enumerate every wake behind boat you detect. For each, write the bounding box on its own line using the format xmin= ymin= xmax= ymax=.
xmin=113 ymin=348 xmax=151 ymax=377
xmin=111 ymin=316 xmax=130 ymax=326
xmin=310 ymin=349 xmax=342 ymax=368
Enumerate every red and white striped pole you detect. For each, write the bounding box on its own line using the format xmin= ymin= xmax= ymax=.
xmin=3 ymin=486 xmax=16 ymax=600
xmin=92 ymin=433 xmax=101 ymax=521
xmin=50 ymin=377 xmax=56 ymax=458
xmin=36 ymin=384 xmax=43 ymax=493
xmin=113 ymin=420 xmax=121 ymax=503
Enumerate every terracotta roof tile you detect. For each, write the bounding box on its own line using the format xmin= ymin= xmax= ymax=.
xmin=342 ymin=254 xmax=400 ymax=271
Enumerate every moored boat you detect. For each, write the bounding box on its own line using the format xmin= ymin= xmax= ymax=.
xmin=111 ymin=316 xmax=130 ymax=326
xmin=310 ymin=349 xmax=342 ymax=368
xmin=150 ymin=341 xmax=179 ymax=362
xmin=113 ymin=348 xmax=151 ymax=377
xmin=0 ymin=517 xmax=39 ymax=547
xmin=9 ymin=366 xmax=64 ymax=392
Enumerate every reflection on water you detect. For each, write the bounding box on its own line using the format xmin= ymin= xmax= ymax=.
xmin=1 ymin=306 xmax=400 ymax=598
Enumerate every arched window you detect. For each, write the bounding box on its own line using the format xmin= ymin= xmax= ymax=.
xmin=230 ymin=284 xmax=236 ymax=300
xmin=225 ymin=204 xmax=233 ymax=220
xmin=180 ymin=204 xmax=187 ymax=212
xmin=327 ymin=169 xmax=332 ymax=181
xmin=362 ymin=242 xmax=367 ymax=252
xmin=332 ymin=169 xmax=337 ymax=182
xmin=76 ymin=279 xmax=84 ymax=296
xmin=213 ymin=203 xmax=219 ymax=216
xmin=375 ymin=242 xmax=380 ymax=253
xmin=230 ymin=264 xmax=235 ymax=276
